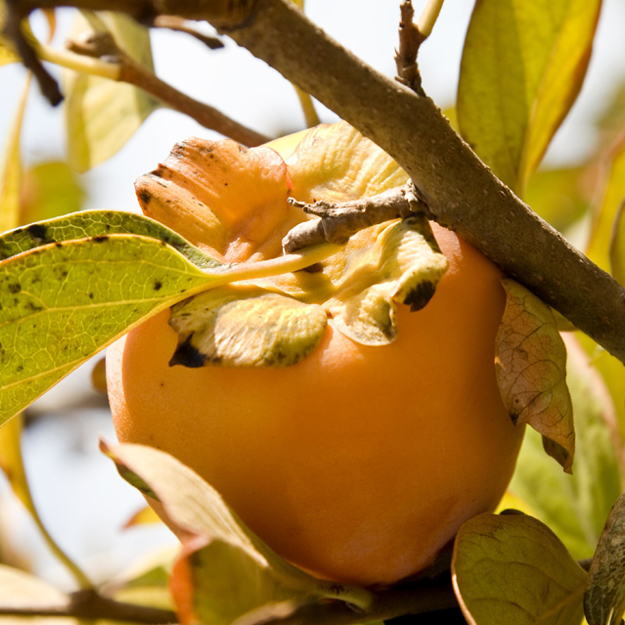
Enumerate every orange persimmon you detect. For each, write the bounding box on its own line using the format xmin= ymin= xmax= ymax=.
xmin=107 ymin=123 xmax=524 ymax=587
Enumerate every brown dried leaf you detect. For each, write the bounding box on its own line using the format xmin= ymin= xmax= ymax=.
xmin=496 ymin=279 xmax=574 ymax=472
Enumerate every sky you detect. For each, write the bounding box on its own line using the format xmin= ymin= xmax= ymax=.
xmin=1 ymin=0 xmax=625 ymax=588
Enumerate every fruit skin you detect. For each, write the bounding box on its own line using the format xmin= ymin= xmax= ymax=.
xmin=107 ymin=217 xmax=525 ymax=587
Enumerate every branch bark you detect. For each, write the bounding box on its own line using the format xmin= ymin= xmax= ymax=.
xmin=10 ymin=0 xmax=625 ymax=365
xmin=0 ymin=589 xmax=177 ymax=624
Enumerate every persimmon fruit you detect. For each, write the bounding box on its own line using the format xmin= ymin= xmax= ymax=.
xmin=107 ymin=125 xmax=525 ymax=587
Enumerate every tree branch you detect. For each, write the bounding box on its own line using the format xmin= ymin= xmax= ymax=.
xmin=0 ymin=589 xmax=177 ymax=624
xmin=64 ymin=31 xmax=269 ymax=146
xmin=9 ymin=0 xmax=625 ymax=365
xmin=282 ymin=182 xmax=425 ymax=252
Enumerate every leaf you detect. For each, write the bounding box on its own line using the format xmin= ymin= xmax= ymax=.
xmin=587 ymin=137 xmax=625 ymax=274
xmin=19 ymin=161 xmax=85 ymax=224
xmin=123 ymin=505 xmax=163 ymax=528
xmin=457 ymin=0 xmax=602 ymax=194
xmin=0 ymin=211 xmax=225 ymax=426
xmin=585 ymin=495 xmax=625 ymax=625
xmin=0 ymin=564 xmax=75 ymax=625
xmin=169 ymin=285 xmax=328 ymax=368
xmin=509 ymin=334 xmax=624 ymax=560
xmin=103 ymin=442 xmax=373 ymax=625
xmin=452 ymin=513 xmax=587 ymax=625
xmin=496 ymin=279 xmax=574 ymax=471
xmin=63 ymin=12 xmax=161 ymax=172
xmin=525 ymin=165 xmax=596 ymax=234
xmin=0 ymin=75 xmax=30 ymax=233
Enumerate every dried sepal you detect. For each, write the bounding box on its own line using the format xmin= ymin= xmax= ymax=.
xmin=168 ymin=286 xmax=327 ymax=368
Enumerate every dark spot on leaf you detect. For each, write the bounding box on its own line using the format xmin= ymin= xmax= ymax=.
xmin=55 ymin=242 xmax=63 ymax=248
xmin=16 ymin=365 xmax=23 ymax=373
xmin=8 ymin=283 xmax=21 ymax=294
xmin=404 ymin=281 xmax=436 ymax=312
xmin=169 ymin=335 xmax=207 ymax=368
xmin=26 ymin=302 xmax=43 ymax=312
xmin=89 ymin=293 xmax=94 ymax=299
xmin=92 ymin=235 xmax=109 ymax=243
xmin=26 ymin=224 xmax=48 ymax=241
xmin=136 ymin=187 xmax=152 ymax=206
xmin=13 ymin=228 xmax=22 ymax=235
xmin=105 ymin=224 xmax=111 ymax=231
xmin=153 ymin=280 xmax=163 ymax=291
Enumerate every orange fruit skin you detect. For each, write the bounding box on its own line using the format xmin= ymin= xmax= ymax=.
xmin=107 ymin=223 xmax=524 ymax=587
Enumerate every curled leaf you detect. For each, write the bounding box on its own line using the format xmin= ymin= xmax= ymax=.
xmin=452 ymin=513 xmax=587 ymax=625
xmin=496 ymin=279 xmax=574 ymax=472
xmin=169 ymin=286 xmax=327 ymax=368
xmin=103 ymin=442 xmax=373 ymax=625
xmin=584 ymin=495 xmax=625 ymax=625
xmin=322 ymin=215 xmax=448 ymax=345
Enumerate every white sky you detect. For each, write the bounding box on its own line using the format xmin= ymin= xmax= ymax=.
xmin=1 ymin=0 xmax=625 ymax=587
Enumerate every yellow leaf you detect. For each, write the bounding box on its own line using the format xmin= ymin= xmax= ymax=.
xmin=63 ymin=12 xmax=160 ymax=172
xmin=457 ymin=0 xmax=601 ymax=195
xmin=496 ymin=279 xmax=574 ymax=472
xmin=453 ymin=513 xmax=587 ymax=625
xmin=587 ymin=137 xmax=625 ymax=274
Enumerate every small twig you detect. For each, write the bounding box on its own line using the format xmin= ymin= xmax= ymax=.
xmin=395 ymin=0 xmax=445 ymax=96
xmin=0 ymin=589 xmax=177 ymax=624
xmin=4 ymin=0 xmax=62 ymax=104
xmin=282 ymin=181 xmax=425 ymax=252
xmin=395 ymin=1 xmax=424 ymax=95
xmin=147 ymin=15 xmax=224 ymax=49
xmin=63 ymin=31 xmax=269 ymax=146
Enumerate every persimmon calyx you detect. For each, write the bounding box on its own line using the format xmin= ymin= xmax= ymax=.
xmin=168 ymin=215 xmax=449 ymax=368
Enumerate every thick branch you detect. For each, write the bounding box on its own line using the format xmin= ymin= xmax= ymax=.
xmin=0 ymin=589 xmax=177 ymax=624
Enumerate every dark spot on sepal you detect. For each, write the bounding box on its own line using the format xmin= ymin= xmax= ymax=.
xmin=169 ymin=335 xmax=207 ymax=368
xmin=404 ymin=281 xmax=436 ymax=312
xmin=136 ymin=187 xmax=152 ymax=207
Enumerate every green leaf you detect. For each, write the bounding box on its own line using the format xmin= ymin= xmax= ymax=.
xmin=496 ymin=279 xmax=574 ymax=471
xmin=457 ymin=0 xmax=602 ymax=194
xmin=587 ymin=139 xmax=625 ymax=274
xmin=20 ymin=161 xmax=85 ymax=224
xmin=103 ymin=442 xmax=373 ymax=625
xmin=169 ymin=285 xmax=328 ymax=368
xmin=525 ymin=165 xmax=595 ymax=234
xmin=585 ymin=495 xmax=625 ymax=625
xmin=509 ymin=335 xmax=624 ymax=560
xmin=63 ymin=12 xmax=161 ymax=172
xmin=452 ymin=513 xmax=587 ymax=625
xmin=0 ymin=211 xmax=226 ymax=426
